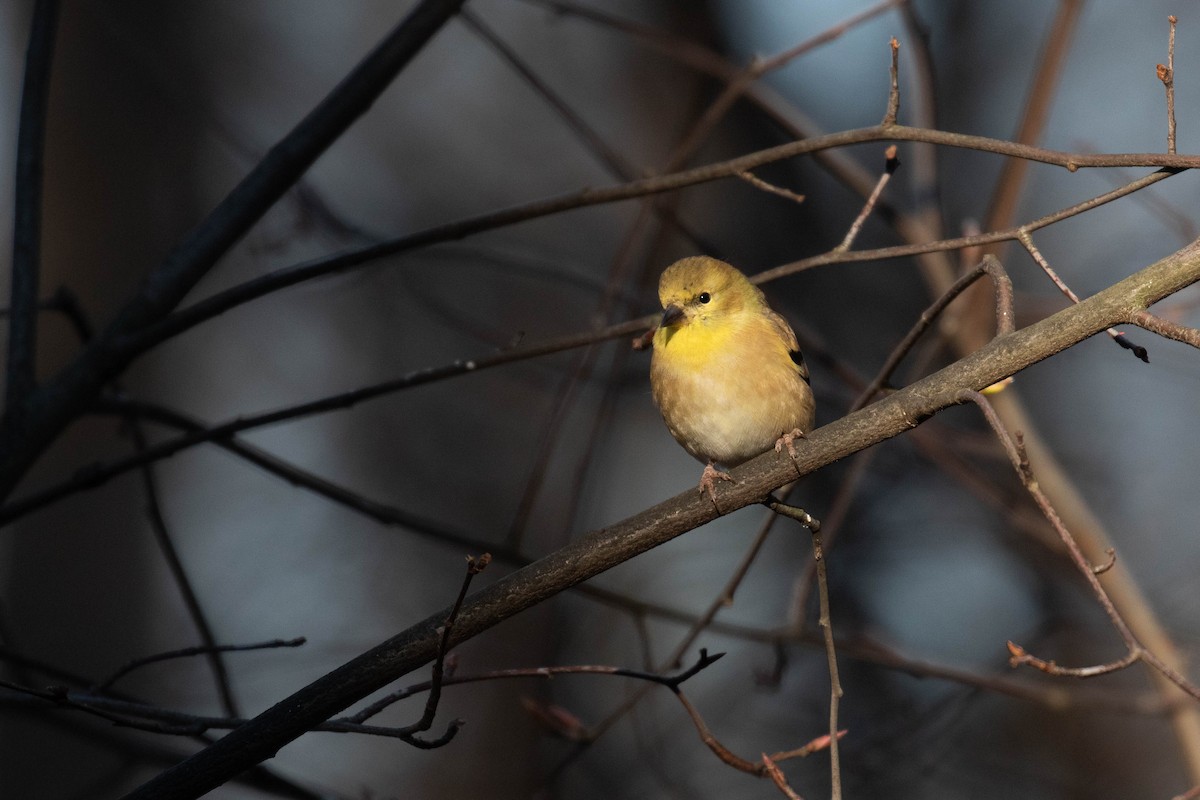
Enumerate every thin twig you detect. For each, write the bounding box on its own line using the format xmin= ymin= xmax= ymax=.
xmin=18 ymin=649 xmax=732 ymax=754
xmin=2 ymin=677 xmax=466 ymax=743
xmin=853 ymin=255 xmax=1014 ymax=412
xmin=1017 ymin=229 xmax=1148 ymax=361
xmin=959 ymin=390 xmax=1200 ymax=703
xmin=768 ymin=499 xmax=841 ymax=800
xmin=125 ymin=417 xmax=242 ymax=718
xmin=1129 ymin=309 xmax=1200 ymax=349
xmin=459 ymin=7 xmax=714 ymax=256
xmin=396 ymin=553 xmax=491 ymax=743
xmin=833 ymin=145 xmax=899 ymax=253
xmin=6 ymin=0 xmax=60 ymax=416
xmin=95 ymin=639 xmax=305 ymax=693
xmin=557 ymin=498 xmax=790 ymax=770
xmin=786 ymin=450 xmax=877 ymax=632
xmin=40 ymin=283 xmax=246 ymax=718
xmin=738 ymin=171 xmax=807 ymax=205
xmin=984 ymin=0 xmax=1085 ymax=235
xmin=347 ymin=649 xmax=723 ymax=726
xmin=664 ymin=0 xmax=903 ymax=165
xmin=1159 ymin=16 xmax=1178 ymax=154
xmin=762 ymin=753 xmax=806 ymax=800
xmin=753 ymin=167 xmax=1178 ymax=285
xmin=671 ymin=685 xmax=837 ymax=776
xmin=461 ymin=9 xmax=634 ymax=180
xmin=1006 ymin=641 xmax=1141 ymax=678
xmin=93 ymin=396 xmax=514 ymax=560
xmin=882 ymin=36 xmax=900 ymax=125
xmin=0 ymin=649 xmax=325 ymax=798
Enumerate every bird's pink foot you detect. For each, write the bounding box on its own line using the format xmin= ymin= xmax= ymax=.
xmin=698 ymin=462 xmax=734 ymax=505
xmin=774 ymin=428 xmax=807 ymax=460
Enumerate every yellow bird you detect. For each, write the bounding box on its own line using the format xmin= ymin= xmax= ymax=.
xmin=650 ymin=256 xmax=815 ymax=501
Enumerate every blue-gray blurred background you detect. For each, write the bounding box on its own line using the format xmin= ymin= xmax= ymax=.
xmin=2 ymin=1 xmax=1199 ymax=798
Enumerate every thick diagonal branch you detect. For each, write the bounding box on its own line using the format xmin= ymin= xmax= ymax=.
xmin=121 ymin=239 xmax=1200 ymax=800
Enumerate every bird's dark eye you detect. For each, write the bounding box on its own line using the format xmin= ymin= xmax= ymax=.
xmin=698 ymin=292 xmax=711 ymax=304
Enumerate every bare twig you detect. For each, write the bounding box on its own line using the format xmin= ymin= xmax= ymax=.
xmin=1006 ymin=641 xmax=1140 ymax=679
xmin=1017 ymin=229 xmax=1148 ymax=361
xmin=834 ymin=145 xmax=899 ymax=253
xmin=959 ymin=390 xmax=1200 ymax=703
xmin=1159 ymin=16 xmax=1179 ymax=154
xmin=396 ymin=553 xmax=491 ymax=743
xmin=95 ymin=639 xmax=305 ymax=693
xmin=6 ymin=0 xmax=60 ymax=416
xmin=39 ymin=279 xmax=246 ymax=718
xmin=556 ymin=497 xmax=792 ymax=770
xmin=769 ymin=499 xmax=841 ymax=799
xmin=762 ymin=752 xmax=806 ymax=800
xmin=785 ymin=450 xmax=878 ymax=633
xmin=92 ymin=396 xmax=519 ymax=560
xmin=125 ymin=417 xmax=242 ymax=718
xmin=29 ymin=559 xmax=489 ymax=747
xmin=2 ymin=678 xmax=465 ymax=743
xmin=882 ymin=36 xmax=900 ymax=125
xmin=671 ymin=684 xmax=837 ymax=776
xmin=854 ymin=255 xmax=1014 ymax=412
xmin=348 ymin=649 xmax=723 ymax=731
xmin=752 ymin=168 xmax=1179 ymax=286
xmin=461 ymin=9 xmax=635 ymax=181
xmin=1129 ymin=309 xmax=1200 ymax=349
xmin=984 ymin=0 xmax=1085 ymax=235
xmin=738 ymin=171 xmax=807 ymax=205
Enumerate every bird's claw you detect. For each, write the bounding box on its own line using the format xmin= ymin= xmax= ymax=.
xmin=698 ymin=463 xmax=734 ymax=506
xmin=774 ymin=428 xmax=806 ymax=460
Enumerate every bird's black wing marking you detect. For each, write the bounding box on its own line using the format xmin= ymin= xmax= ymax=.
xmin=767 ymin=309 xmax=811 ymax=384
xmin=789 ymin=348 xmax=811 ymax=383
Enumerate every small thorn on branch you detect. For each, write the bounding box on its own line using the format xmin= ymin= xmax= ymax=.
xmin=1093 ymin=547 xmax=1117 ymax=575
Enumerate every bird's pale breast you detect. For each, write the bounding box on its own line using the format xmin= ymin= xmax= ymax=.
xmin=651 ymin=312 xmax=814 ymax=467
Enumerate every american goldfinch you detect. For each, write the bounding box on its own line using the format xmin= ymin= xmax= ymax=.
xmin=650 ymin=256 xmax=815 ymax=501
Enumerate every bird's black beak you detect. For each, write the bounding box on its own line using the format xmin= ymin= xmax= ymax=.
xmin=660 ymin=303 xmax=685 ymax=328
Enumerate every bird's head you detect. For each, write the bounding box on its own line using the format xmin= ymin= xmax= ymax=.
xmin=656 ymin=256 xmax=762 ymax=338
